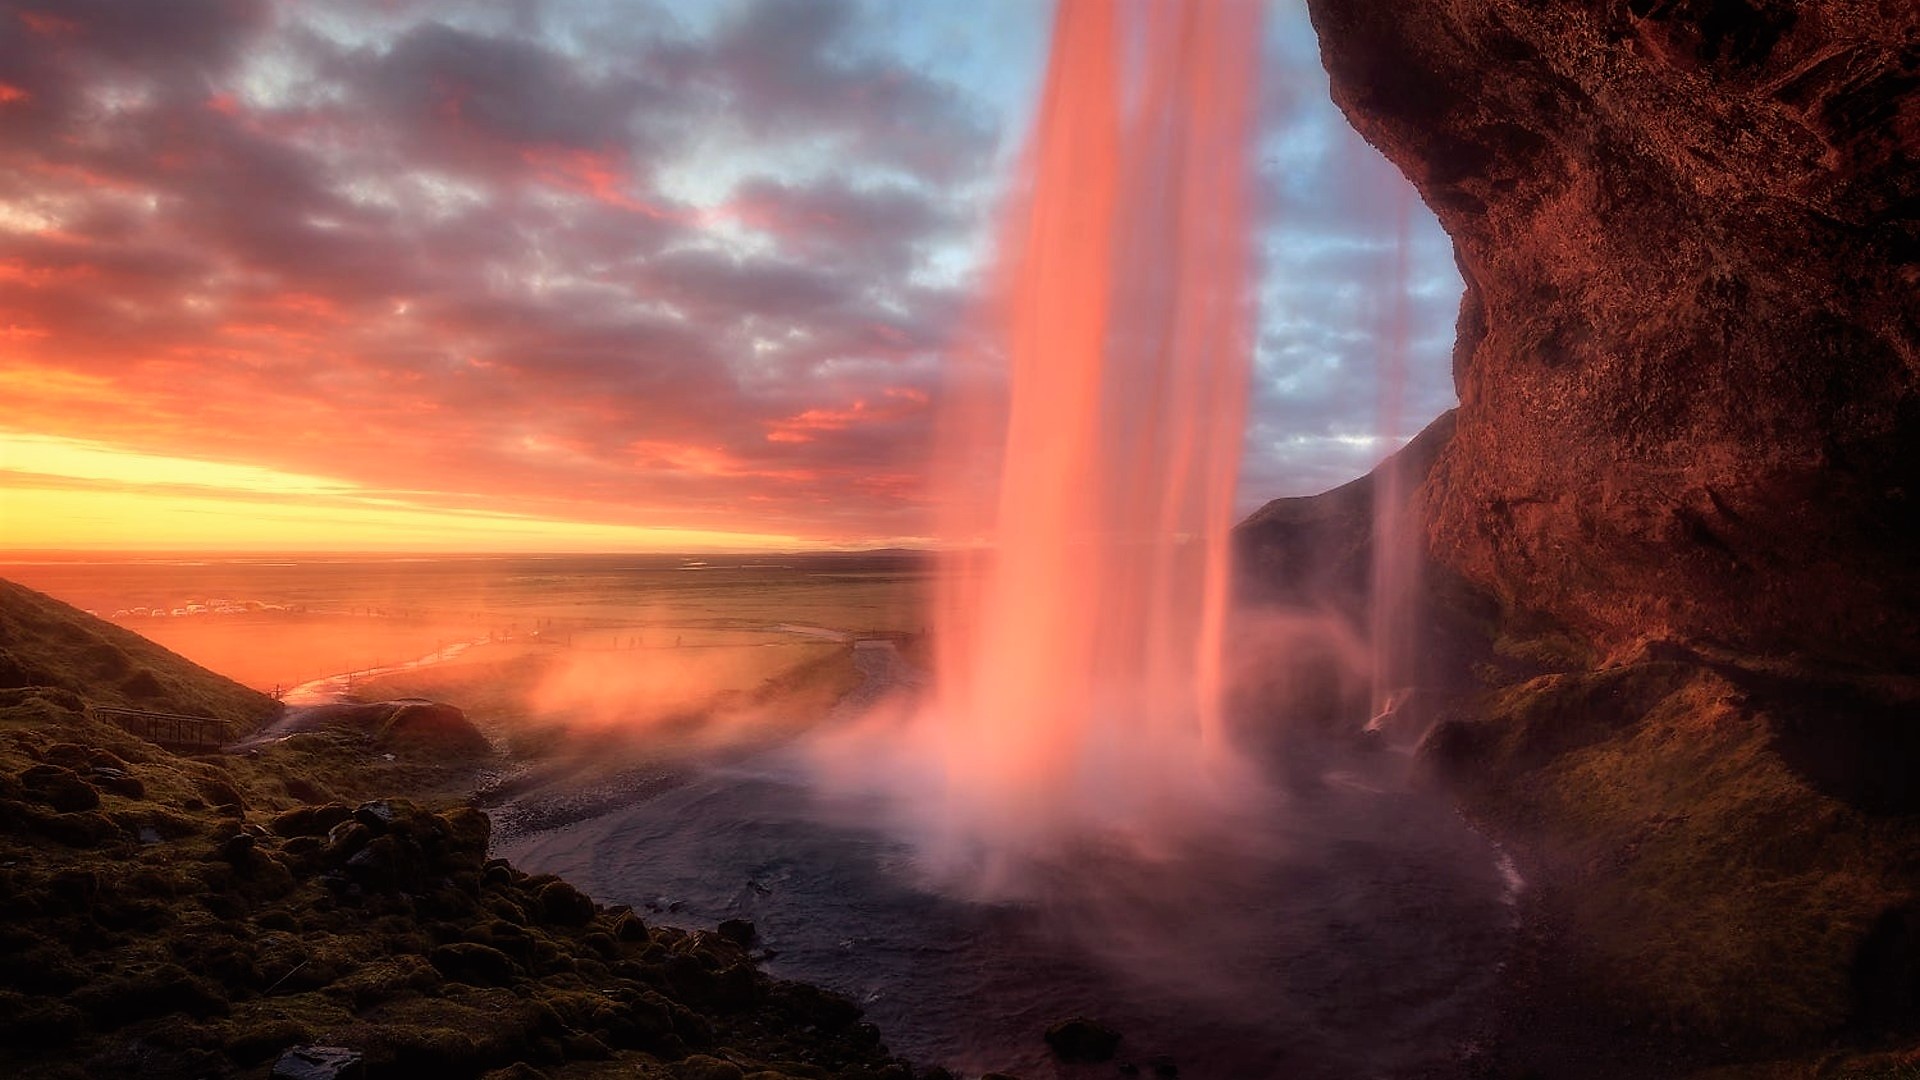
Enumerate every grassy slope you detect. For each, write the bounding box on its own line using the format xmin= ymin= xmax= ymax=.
xmin=0 ymin=580 xmax=925 ymax=1080
xmin=1425 ymin=635 xmax=1920 ymax=1073
xmin=0 ymin=578 xmax=277 ymax=727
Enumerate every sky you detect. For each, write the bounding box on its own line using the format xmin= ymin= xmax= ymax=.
xmin=0 ymin=0 xmax=1460 ymax=552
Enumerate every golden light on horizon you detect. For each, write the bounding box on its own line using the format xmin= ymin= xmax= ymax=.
xmin=0 ymin=430 xmax=816 ymax=553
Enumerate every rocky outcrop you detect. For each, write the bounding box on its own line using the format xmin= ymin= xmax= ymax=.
xmin=1236 ymin=410 xmax=1456 ymax=619
xmin=1305 ymin=0 xmax=1920 ymax=670
xmin=1266 ymin=2 xmax=1920 ymax=1064
xmin=284 ymin=700 xmax=493 ymax=757
xmin=0 ymin=692 xmax=916 ymax=1080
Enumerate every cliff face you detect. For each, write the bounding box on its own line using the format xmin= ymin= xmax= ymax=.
xmin=1305 ymin=0 xmax=1920 ymax=669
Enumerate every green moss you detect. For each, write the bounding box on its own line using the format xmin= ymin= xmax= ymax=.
xmin=0 ymin=586 xmax=919 ymax=1080
xmin=1436 ymin=658 xmax=1920 ymax=1047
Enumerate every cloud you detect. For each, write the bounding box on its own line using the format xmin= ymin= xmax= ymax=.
xmin=0 ymin=0 xmax=1459 ymax=549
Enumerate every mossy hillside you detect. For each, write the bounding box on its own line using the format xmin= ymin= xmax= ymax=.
xmin=0 ymin=690 xmax=923 ymax=1080
xmin=1427 ymin=649 xmax=1920 ymax=1057
xmin=0 ymin=578 xmax=276 ymax=728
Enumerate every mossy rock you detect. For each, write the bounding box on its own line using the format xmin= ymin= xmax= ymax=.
xmin=677 ymin=1055 xmax=746 ymax=1080
xmin=19 ymin=764 xmax=100 ymax=812
xmin=272 ymin=803 xmax=354 ymax=838
xmin=430 ymin=942 xmax=520 ymax=986
xmin=68 ymin=961 xmax=228 ymax=1026
xmin=1430 ymin=656 xmax=1920 ymax=1045
xmin=532 ymin=880 xmax=596 ymax=926
xmin=0 ymin=990 xmax=83 ymax=1049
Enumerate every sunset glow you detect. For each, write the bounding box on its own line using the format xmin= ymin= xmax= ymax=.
xmin=0 ymin=0 xmax=1457 ymax=553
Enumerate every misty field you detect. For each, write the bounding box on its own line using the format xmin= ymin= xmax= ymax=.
xmin=1 ymin=553 xmax=931 ymax=697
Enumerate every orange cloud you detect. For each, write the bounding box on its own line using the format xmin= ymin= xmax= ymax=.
xmin=0 ymin=260 xmax=98 ymax=287
xmin=17 ymin=10 xmax=80 ymax=37
xmin=628 ymin=439 xmax=815 ymax=483
xmin=0 ymin=1 xmax=1010 ymax=552
xmin=765 ymin=386 xmax=929 ymax=444
xmin=521 ymin=146 xmax=683 ymax=221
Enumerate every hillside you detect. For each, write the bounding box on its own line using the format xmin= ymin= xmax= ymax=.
xmin=0 ymin=582 xmax=930 ymax=1080
xmin=0 ymin=579 xmax=278 ymax=728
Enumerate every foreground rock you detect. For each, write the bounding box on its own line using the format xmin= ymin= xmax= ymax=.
xmin=1042 ymin=1017 xmax=1120 ymax=1064
xmin=272 ymin=699 xmax=493 ymax=757
xmin=0 ymin=583 xmax=930 ymax=1080
xmin=0 ymin=696 xmax=920 ymax=1079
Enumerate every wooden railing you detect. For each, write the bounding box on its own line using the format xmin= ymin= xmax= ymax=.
xmin=89 ymin=706 xmax=236 ymax=751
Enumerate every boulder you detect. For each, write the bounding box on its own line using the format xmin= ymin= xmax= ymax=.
xmin=429 ymin=942 xmax=519 ymax=986
xmin=1044 ymin=1016 xmax=1121 ymax=1063
xmin=19 ymin=764 xmax=99 ymax=813
xmin=533 ymin=880 xmax=595 ymax=926
xmin=272 ymin=1045 xmax=366 ymax=1080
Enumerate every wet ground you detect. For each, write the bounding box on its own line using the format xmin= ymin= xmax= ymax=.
xmin=496 ymin=654 xmax=1519 ymax=1080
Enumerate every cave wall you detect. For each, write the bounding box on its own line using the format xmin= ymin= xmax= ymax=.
xmin=1304 ymin=0 xmax=1920 ymax=669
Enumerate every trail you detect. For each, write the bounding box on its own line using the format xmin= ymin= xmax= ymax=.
xmin=278 ymin=638 xmax=487 ymax=707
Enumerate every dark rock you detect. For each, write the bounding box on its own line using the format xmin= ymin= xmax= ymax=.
xmin=48 ymin=867 xmax=98 ymax=905
xmin=28 ymin=807 xmax=121 ymax=847
xmin=219 ymin=832 xmax=257 ymax=862
xmin=41 ymin=743 xmax=93 ymax=769
xmin=344 ymin=834 xmax=404 ymax=890
xmin=429 ymin=942 xmax=519 ymax=986
xmin=204 ymin=887 xmax=254 ymax=918
xmin=480 ymin=1065 xmax=550 ymax=1080
xmin=283 ymin=776 xmax=331 ymax=803
xmin=533 ymin=879 xmax=596 ymax=926
xmin=0 ymin=990 xmax=83 ymax=1048
xmin=324 ymin=820 xmax=372 ymax=860
xmin=712 ymin=962 xmax=762 ymax=1012
xmin=602 ymin=987 xmax=679 ymax=1051
xmin=226 ymin=1020 xmax=314 ymax=1064
xmin=352 ymin=799 xmax=398 ymax=833
xmin=19 ymin=763 xmax=100 ymax=812
xmin=1044 ymin=1016 xmax=1121 ymax=1063
xmin=443 ymin=805 xmax=491 ymax=857
xmin=272 ymin=803 xmax=354 ymax=838
xmin=272 ymin=1045 xmax=366 ymax=1080
xmin=559 ymin=1031 xmax=612 ymax=1060
xmin=195 ymin=774 xmax=247 ymax=812
xmin=769 ymin=979 xmax=862 ymax=1031
xmin=89 ymin=765 xmax=144 ymax=799
xmin=378 ymin=700 xmax=492 ymax=755
xmin=69 ymin=962 xmax=227 ymax=1025
xmin=0 ymin=943 xmax=86 ymax=994
xmin=676 ymin=1054 xmax=745 ymax=1080
xmin=663 ymin=951 xmax=720 ymax=1004
xmin=717 ymin=917 xmax=757 ymax=947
